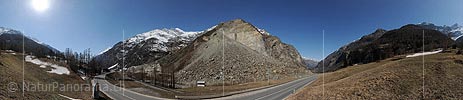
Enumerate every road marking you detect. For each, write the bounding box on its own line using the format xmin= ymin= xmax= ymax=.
xmin=100 ymin=90 xmax=116 ymax=100
xmin=96 ymin=79 xmax=116 ymax=100
xmin=96 ymin=76 xmax=172 ymax=100
xmin=215 ymin=75 xmax=316 ymax=100
xmin=255 ymin=76 xmax=315 ymax=100
xmin=58 ymin=94 xmax=81 ymax=100
xmin=282 ymin=76 xmax=317 ymax=100
xmin=118 ymin=84 xmax=172 ymax=100
xmin=255 ymin=78 xmax=306 ymax=100
xmin=100 ymin=80 xmax=136 ymax=100
xmin=97 ymin=74 xmax=316 ymax=100
xmin=97 ymin=80 xmax=118 ymax=100
xmin=121 ymin=93 xmax=137 ymax=100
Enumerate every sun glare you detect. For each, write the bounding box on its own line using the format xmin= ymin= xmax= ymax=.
xmin=31 ymin=0 xmax=50 ymax=12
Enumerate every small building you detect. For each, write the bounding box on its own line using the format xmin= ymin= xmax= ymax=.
xmin=197 ymin=81 xmax=206 ymax=87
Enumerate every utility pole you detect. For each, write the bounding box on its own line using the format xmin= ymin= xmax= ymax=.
xmin=122 ymin=28 xmax=125 ymax=95
xmin=221 ymin=29 xmax=225 ymax=96
xmin=267 ymin=55 xmax=270 ymax=85
xmin=267 ymin=35 xmax=271 ymax=85
xmin=22 ymin=31 xmax=25 ymax=97
xmin=422 ymin=30 xmax=425 ymax=99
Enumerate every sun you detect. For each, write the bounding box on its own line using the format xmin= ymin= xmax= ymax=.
xmin=31 ymin=0 xmax=50 ymax=12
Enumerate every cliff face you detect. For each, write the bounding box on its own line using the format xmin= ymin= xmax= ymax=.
xmin=221 ymin=19 xmax=305 ymax=67
xmin=263 ymin=34 xmax=305 ymax=67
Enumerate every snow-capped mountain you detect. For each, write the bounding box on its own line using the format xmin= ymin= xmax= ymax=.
xmin=95 ymin=26 xmax=216 ymax=69
xmin=302 ymin=57 xmax=319 ymax=69
xmin=0 ymin=27 xmax=19 ymax=35
xmin=124 ymin=28 xmax=203 ymax=52
xmin=98 ymin=47 xmax=111 ymax=55
xmin=0 ymin=27 xmax=60 ymax=54
xmin=0 ymin=27 xmax=61 ymax=57
xmin=416 ymin=22 xmax=463 ymax=40
xmin=29 ymin=37 xmax=60 ymax=54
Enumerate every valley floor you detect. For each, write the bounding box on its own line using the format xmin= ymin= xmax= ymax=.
xmin=287 ymin=50 xmax=463 ymax=99
xmin=105 ymin=71 xmax=311 ymax=99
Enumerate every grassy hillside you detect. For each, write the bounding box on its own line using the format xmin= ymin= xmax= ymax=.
xmin=0 ymin=51 xmax=92 ymax=100
xmin=287 ymin=50 xmax=463 ymax=99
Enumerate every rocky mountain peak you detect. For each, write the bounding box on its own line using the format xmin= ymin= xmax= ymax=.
xmin=95 ymin=27 xmax=211 ymax=68
xmin=451 ymin=23 xmax=460 ymax=28
xmin=227 ymin=18 xmax=247 ymax=24
xmin=374 ymin=28 xmax=387 ymax=33
xmin=0 ymin=27 xmax=21 ymax=35
xmin=214 ymin=19 xmax=268 ymax=53
xmin=416 ymin=22 xmax=463 ymax=40
xmin=400 ymin=24 xmax=425 ymax=30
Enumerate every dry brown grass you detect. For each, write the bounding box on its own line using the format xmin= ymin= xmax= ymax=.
xmin=287 ymin=51 xmax=463 ymax=100
xmin=0 ymin=52 xmax=92 ymax=100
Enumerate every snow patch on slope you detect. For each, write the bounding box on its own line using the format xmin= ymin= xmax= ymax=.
xmin=25 ymin=55 xmax=70 ymax=75
xmin=406 ymin=49 xmax=443 ymax=58
xmin=99 ymin=47 xmax=111 ymax=55
xmin=302 ymin=56 xmax=319 ymax=62
xmin=257 ymin=28 xmax=270 ymax=35
xmin=0 ymin=27 xmax=15 ymax=35
xmin=108 ymin=63 xmax=118 ymax=70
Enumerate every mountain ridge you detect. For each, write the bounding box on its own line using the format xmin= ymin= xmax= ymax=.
xmin=0 ymin=27 xmax=61 ymax=57
xmin=416 ymin=22 xmax=463 ymax=40
xmin=314 ymin=24 xmax=454 ymax=73
xmin=94 ymin=25 xmax=217 ymax=69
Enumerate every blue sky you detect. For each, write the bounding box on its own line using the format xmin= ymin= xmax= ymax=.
xmin=1 ymin=0 xmax=463 ymax=60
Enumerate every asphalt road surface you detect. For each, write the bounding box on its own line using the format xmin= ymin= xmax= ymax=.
xmin=214 ymin=75 xmax=318 ymax=100
xmin=93 ymin=74 xmax=317 ymax=100
xmin=93 ymin=74 xmax=170 ymax=100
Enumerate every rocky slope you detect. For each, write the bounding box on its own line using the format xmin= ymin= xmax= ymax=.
xmin=314 ymin=25 xmax=454 ymax=73
xmin=151 ymin=19 xmax=309 ymax=87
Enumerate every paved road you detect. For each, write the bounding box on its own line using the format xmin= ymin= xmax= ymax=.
xmin=93 ymin=74 xmax=317 ymax=100
xmin=214 ymin=75 xmax=318 ymax=100
xmin=93 ymin=74 xmax=171 ymax=100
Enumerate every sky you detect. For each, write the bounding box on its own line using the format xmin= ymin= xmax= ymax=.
xmin=0 ymin=0 xmax=463 ymax=60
